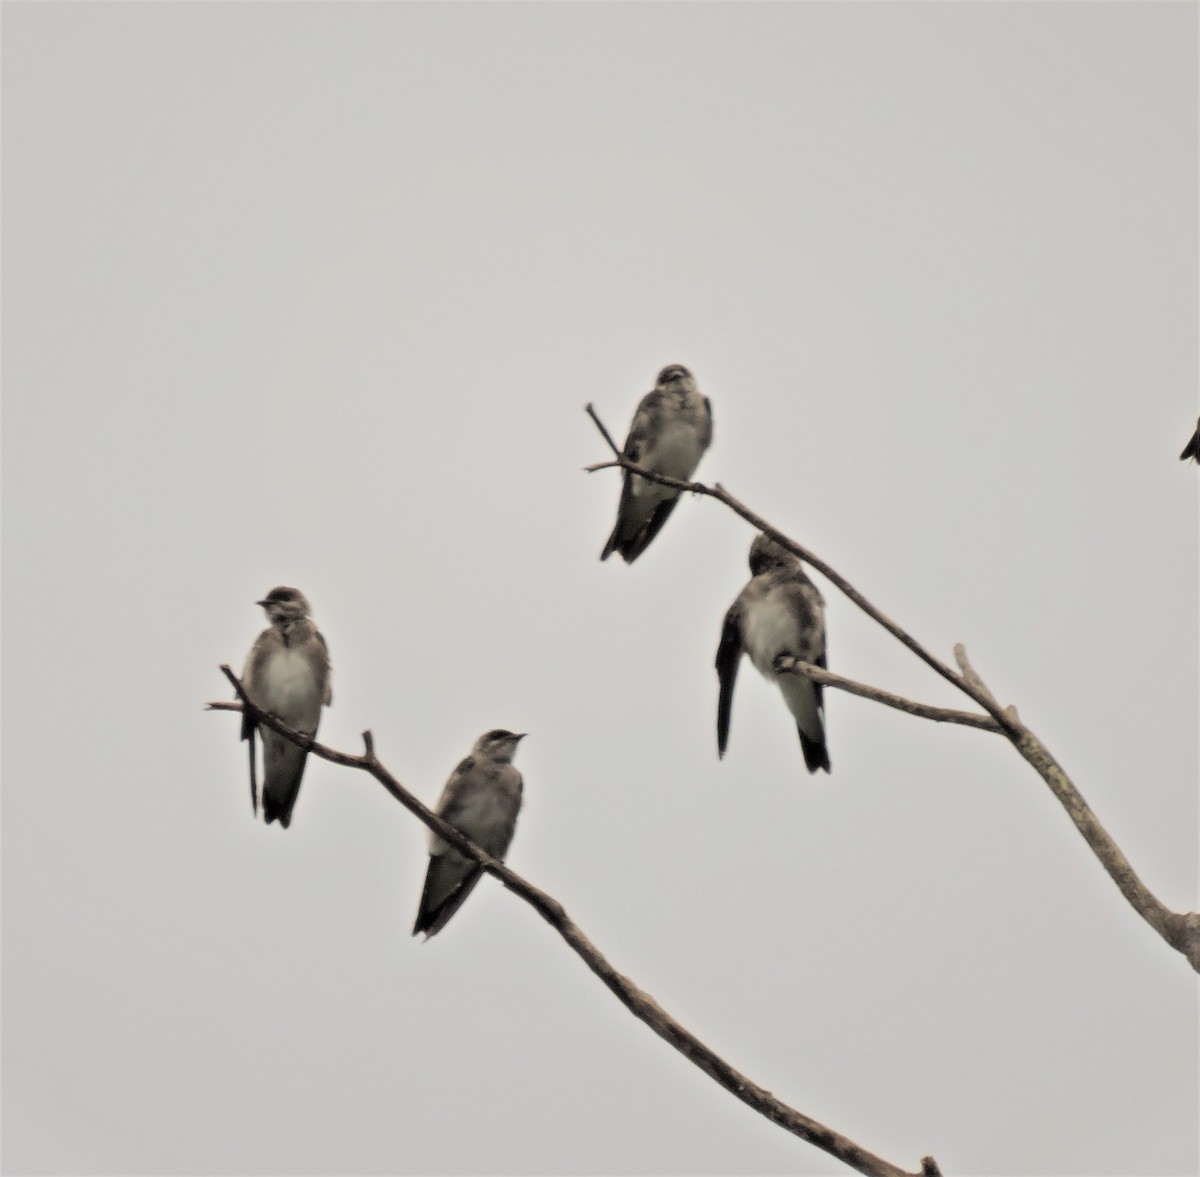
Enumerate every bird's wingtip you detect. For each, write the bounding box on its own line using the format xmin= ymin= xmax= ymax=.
xmin=798 ymin=729 xmax=832 ymax=775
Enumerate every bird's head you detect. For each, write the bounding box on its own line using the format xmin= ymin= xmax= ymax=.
xmin=256 ymin=586 xmax=312 ymax=625
xmin=474 ymin=729 xmax=527 ymax=763
xmin=748 ymin=533 xmax=801 ymax=576
xmin=655 ymin=364 xmax=693 ymax=387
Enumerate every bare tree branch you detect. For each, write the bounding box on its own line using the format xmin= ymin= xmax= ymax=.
xmin=585 ymin=401 xmax=624 ymax=458
xmin=775 ymin=656 xmax=1001 ymax=732
xmin=950 ymin=647 xmax=1200 ymax=968
xmin=583 ymin=405 xmax=1012 ymax=732
xmin=585 ymin=405 xmax=1200 ymax=973
xmin=210 ymin=667 xmax=938 ymax=1177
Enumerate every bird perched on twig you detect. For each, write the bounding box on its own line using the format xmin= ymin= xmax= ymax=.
xmin=241 ymin=586 xmax=332 ymax=828
xmin=601 ymin=364 xmax=713 ymax=564
xmin=413 ymin=729 xmax=526 ymax=939
xmin=716 ymin=534 xmax=831 ymax=774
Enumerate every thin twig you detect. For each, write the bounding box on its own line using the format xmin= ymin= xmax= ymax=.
xmin=584 ymin=406 xmax=1200 ymax=973
xmin=775 ymin=656 xmax=1000 ymax=732
xmin=585 ymin=402 xmax=623 ymax=458
xmin=208 ymin=668 xmax=937 ymax=1177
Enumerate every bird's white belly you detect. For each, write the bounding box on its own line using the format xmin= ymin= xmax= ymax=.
xmin=260 ymin=648 xmax=321 ymax=726
xmin=743 ymin=597 xmax=802 ymax=679
xmin=632 ymin=422 xmax=705 ymax=503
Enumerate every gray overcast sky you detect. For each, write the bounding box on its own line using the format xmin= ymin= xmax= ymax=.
xmin=4 ymin=3 xmax=1198 ymax=1175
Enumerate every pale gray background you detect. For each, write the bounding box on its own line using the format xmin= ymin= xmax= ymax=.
xmin=4 ymin=3 xmax=1198 ymax=1175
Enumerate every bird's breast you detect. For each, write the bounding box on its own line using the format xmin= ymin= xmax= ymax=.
xmin=452 ymin=779 xmax=519 ymax=854
xmin=259 ymin=646 xmax=323 ymax=724
xmin=742 ymin=594 xmax=805 ymax=679
xmin=631 ymin=419 xmax=707 ymax=508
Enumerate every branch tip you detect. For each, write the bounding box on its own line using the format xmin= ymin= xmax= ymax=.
xmin=584 ymin=403 xmax=622 ymax=458
xmin=220 ymin=664 xmax=250 ymax=703
xmin=952 ymin=644 xmax=993 ymax=701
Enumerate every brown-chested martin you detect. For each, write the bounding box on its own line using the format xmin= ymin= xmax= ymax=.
xmin=601 ymin=365 xmax=713 ymax=564
xmin=716 ymin=535 xmax=831 ymax=773
xmin=241 ymin=586 xmax=332 ymax=827
xmin=413 ymin=729 xmax=525 ymax=939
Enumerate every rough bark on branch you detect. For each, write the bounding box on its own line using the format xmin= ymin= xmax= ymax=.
xmin=210 ymin=668 xmax=940 ymax=1177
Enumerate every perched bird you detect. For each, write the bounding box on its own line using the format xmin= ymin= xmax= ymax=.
xmin=241 ymin=586 xmax=332 ymax=828
xmin=1180 ymin=417 xmax=1199 ymax=464
xmin=413 ymin=729 xmax=526 ymax=939
xmin=601 ymin=364 xmax=713 ymax=564
xmin=715 ymin=534 xmax=831 ymax=773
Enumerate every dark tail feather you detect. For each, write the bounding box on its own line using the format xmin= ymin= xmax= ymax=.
xmin=261 ymin=769 xmax=304 ymax=829
xmin=261 ymin=733 xmax=311 ymax=829
xmin=612 ymin=498 xmax=682 ymax=565
xmin=601 ymin=475 xmax=636 ymax=561
xmin=239 ymin=712 xmax=258 ymax=817
xmin=247 ymin=728 xmax=258 ymax=817
xmin=413 ymin=866 xmax=483 ymax=939
xmin=262 ymin=791 xmax=295 ymax=829
xmin=798 ymin=728 xmax=831 ymax=774
xmin=600 ymin=523 xmax=622 ymax=562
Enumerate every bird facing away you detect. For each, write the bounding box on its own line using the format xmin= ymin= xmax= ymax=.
xmin=1180 ymin=417 xmax=1199 ymax=464
xmin=601 ymin=364 xmax=713 ymax=564
xmin=241 ymin=586 xmax=332 ymax=828
xmin=413 ymin=729 xmax=526 ymax=939
xmin=715 ymin=534 xmax=831 ymax=773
